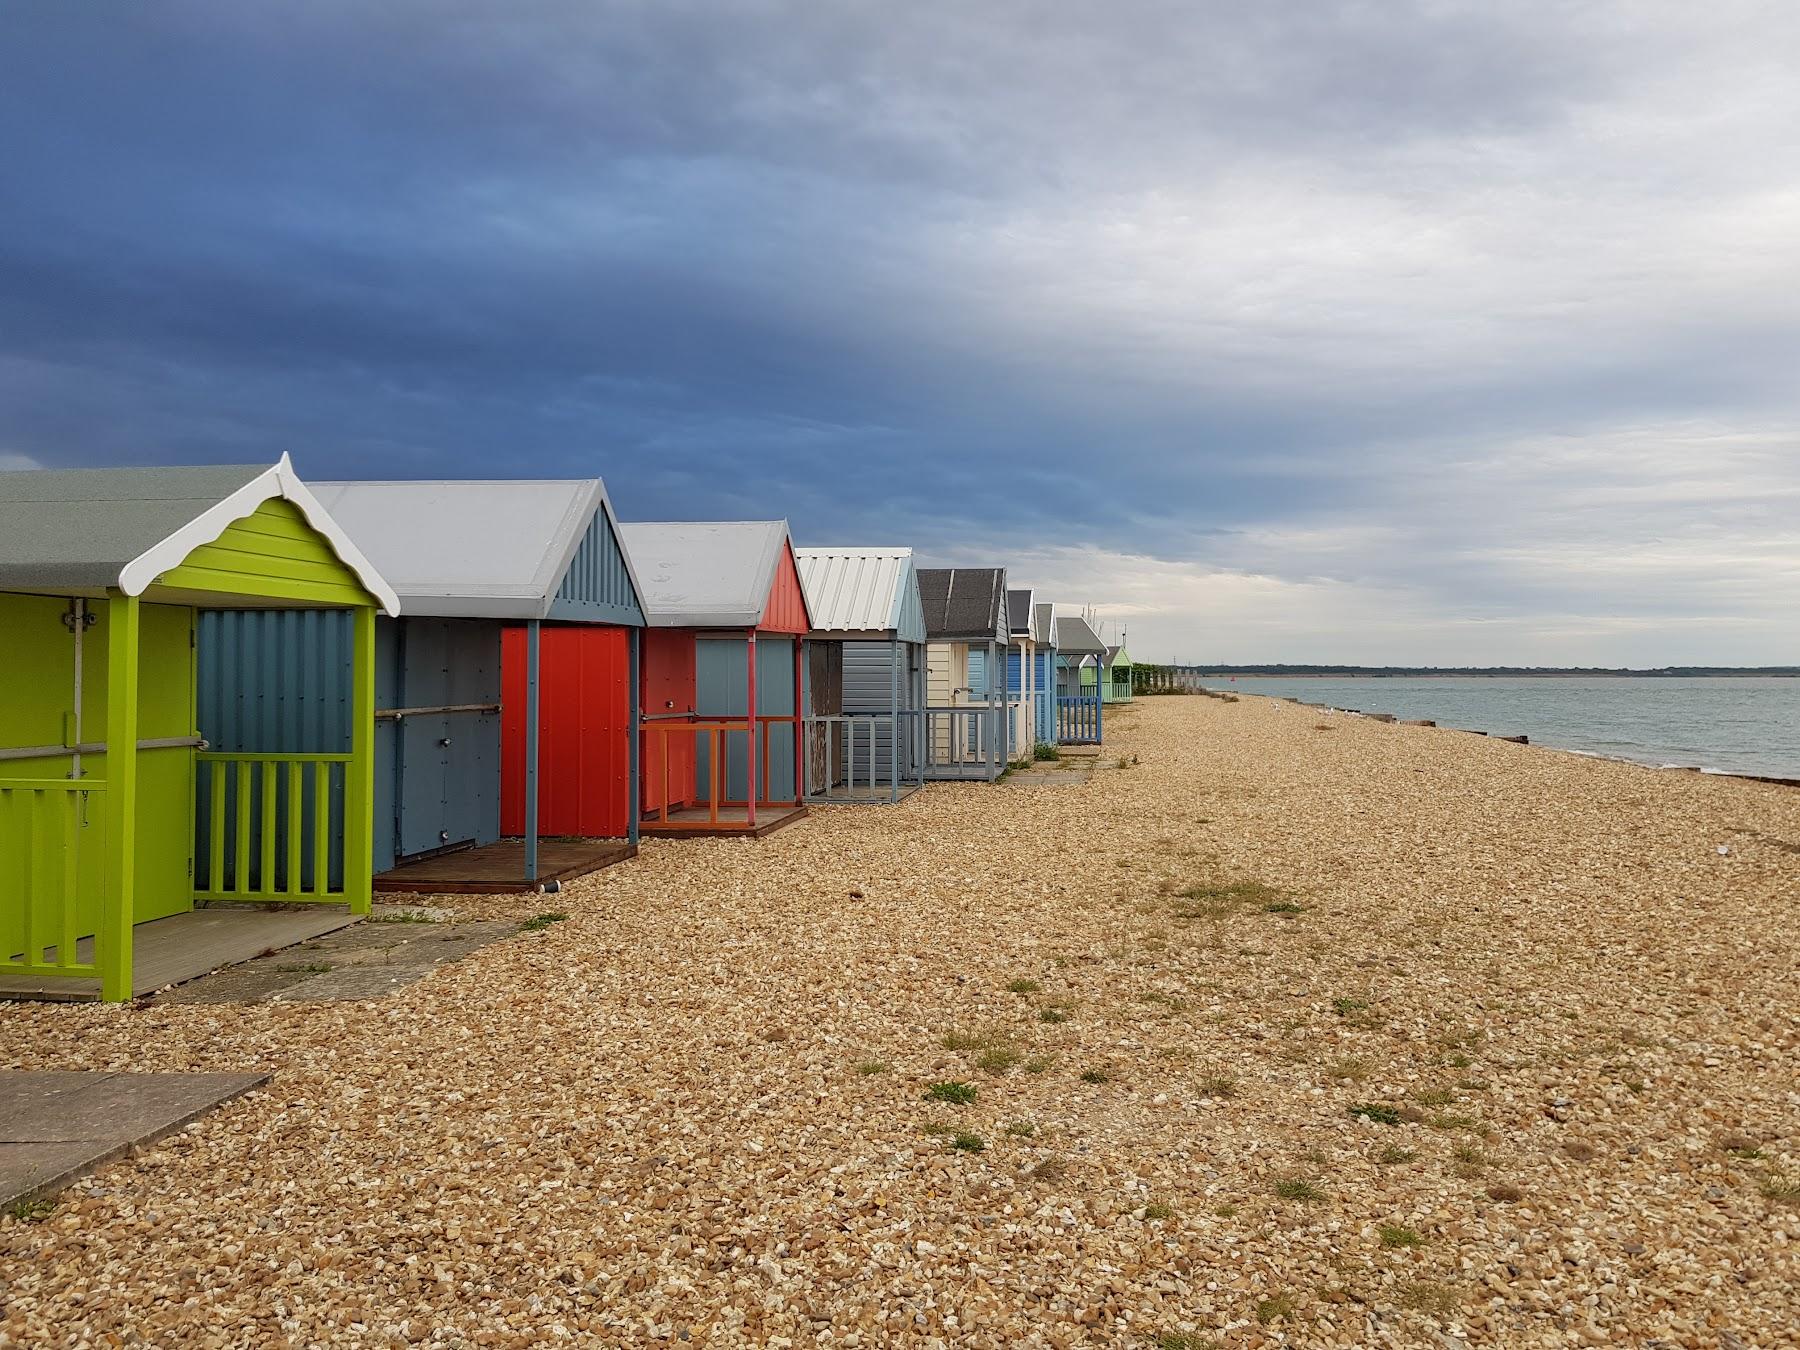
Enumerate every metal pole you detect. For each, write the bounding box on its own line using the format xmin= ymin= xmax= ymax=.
xmin=889 ymin=636 xmax=900 ymax=802
xmin=525 ymin=619 xmax=541 ymax=883
xmin=745 ymin=628 xmax=758 ymax=828
xmin=627 ymin=625 xmax=640 ymax=847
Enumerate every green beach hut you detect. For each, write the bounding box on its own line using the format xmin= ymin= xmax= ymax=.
xmin=0 ymin=456 xmax=398 ymax=1001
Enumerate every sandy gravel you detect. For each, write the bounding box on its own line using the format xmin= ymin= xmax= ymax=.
xmin=3 ymin=695 xmax=1797 ymax=1348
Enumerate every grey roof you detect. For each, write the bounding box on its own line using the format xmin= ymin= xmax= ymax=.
xmin=1053 ymin=615 xmax=1107 ymax=655
xmin=619 ymin=520 xmax=790 ymax=627
xmin=1031 ymin=601 xmax=1055 ymax=646
xmin=1006 ymin=588 xmax=1034 ymax=636
xmin=0 ymin=457 xmax=398 ymax=611
xmin=1104 ymin=644 xmax=1131 ymax=665
xmin=795 ymin=547 xmax=926 ymax=643
xmin=311 ymin=478 xmax=635 ymax=620
xmin=917 ymin=567 xmax=1008 ymax=642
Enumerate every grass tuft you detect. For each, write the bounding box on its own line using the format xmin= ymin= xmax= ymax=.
xmin=6 ymin=1197 xmax=54 ymax=1223
xmin=1377 ymin=1144 xmax=1419 ymax=1165
xmin=1254 ymin=1293 xmax=1298 ymax=1323
xmin=1397 ymin=1281 xmax=1460 ymax=1316
xmin=1759 ymin=1174 xmax=1800 ymax=1204
xmin=1273 ymin=1178 xmax=1325 ymax=1203
xmin=1143 ymin=1201 xmax=1175 ymax=1221
xmin=1005 ymin=978 xmax=1043 ymax=994
xmin=1348 ymin=1103 xmax=1402 ymax=1125
xmin=1038 ymin=1007 xmax=1071 ymax=1024
xmin=1377 ymin=1223 xmax=1425 ymax=1248
xmin=520 ymin=912 xmax=569 ymax=932
xmin=924 ymin=1080 xmax=977 ymax=1105
xmin=1196 ymin=1074 xmax=1239 ymax=1099
xmin=854 ymin=1061 xmax=890 ymax=1076
xmin=949 ymin=1131 xmax=985 ymax=1153
xmin=1079 ymin=1068 xmax=1111 ymax=1085
xmin=974 ymin=1046 xmax=1023 ymax=1075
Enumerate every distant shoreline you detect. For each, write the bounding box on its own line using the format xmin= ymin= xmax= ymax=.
xmin=1196 ymin=671 xmax=1799 ymax=680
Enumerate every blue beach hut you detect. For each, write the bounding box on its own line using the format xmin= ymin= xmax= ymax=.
xmin=196 ymin=478 xmax=646 ymax=894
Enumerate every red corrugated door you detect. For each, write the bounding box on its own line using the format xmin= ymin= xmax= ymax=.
xmin=639 ymin=628 xmax=697 ymax=815
xmin=501 ymin=625 xmax=631 ymax=838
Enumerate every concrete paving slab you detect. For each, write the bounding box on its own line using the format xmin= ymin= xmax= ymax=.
xmin=0 ymin=1070 xmax=266 ymax=1208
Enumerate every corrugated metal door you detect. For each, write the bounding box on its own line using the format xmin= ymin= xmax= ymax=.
xmin=501 ymin=625 xmax=631 ymax=838
xmin=388 ymin=619 xmax=501 ymax=862
xmin=639 ymin=629 xmax=696 ymax=813
xmin=842 ymin=641 xmax=903 ymax=780
xmin=695 ymin=637 xmax=797 ymax=802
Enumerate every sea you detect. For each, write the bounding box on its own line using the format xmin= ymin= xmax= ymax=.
xmin=1216 ymin=676 xmax=1800 ymax=781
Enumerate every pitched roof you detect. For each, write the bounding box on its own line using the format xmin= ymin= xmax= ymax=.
xmin=619 ymin=520 xmax=796 ymax=627
xmin=310 ymin=478 xmax=639 ymax=621
xmin=916 ymin=567 xmax=1008 ymax=642
xmin=794 ymin=547 xmax=926 ymax=642
xmin=1006 ymin=588 xmax=1035 ymax=637
xmin=1053 ymin=615 xmax=1107 ymax=655
xmin=1104 ymin=644 xmax=1132 ymax=665
xmin=0 ymin=454 xmax=398 ymax=612
xmin=1031 ymin=600 xmax=1055 ymax=646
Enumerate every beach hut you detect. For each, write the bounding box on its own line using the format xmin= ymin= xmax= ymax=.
xmin=618 ymin=521 xmax=812 ymax=836
xmin=917 ymin=567 xmax=1009 ymax=780
xmin=199 ymin=479 xmax=646 ymax=895
xmin=0 ymin=457 xmax=398 ymax=1002
xmin=795 ymin=547 xmax=928 ymax=803
xmin=1054 ymin=615 xmax=1107 ymax=744
xmin=1100 ymin=644 xmax=1135 ymax=703
xmin=1004 ymin=589 xmax=1059 ymax=757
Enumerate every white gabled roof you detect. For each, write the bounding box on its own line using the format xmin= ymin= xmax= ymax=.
xmin=619 ymin=520 xmax=789 ymax=627
xmin=794 ymin=547 xmax=924 ymax=642
xmin=310 ymin=478 xmax=638 ymax=621
xmin=0 ymin=453 xmax=399 ymax=614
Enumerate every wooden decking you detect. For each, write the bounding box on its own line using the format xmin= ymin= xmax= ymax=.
xmin=0 ymin=905 xmax=359 ymax=1002
xmin=373 ymin=838 xmax=636 ymax=894
xmin=638 ymin=805 xmax=809 ymax=838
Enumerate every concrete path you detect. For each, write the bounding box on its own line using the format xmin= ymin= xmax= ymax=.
xmin=0 ymin=1071 xmax=266 ymax=1209
xmin=151 ymin=910 xmax=517 ymax=1005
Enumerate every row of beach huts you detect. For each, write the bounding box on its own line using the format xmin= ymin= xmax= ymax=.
xmin=0 ymin=458 xmax=1138 ymax=1002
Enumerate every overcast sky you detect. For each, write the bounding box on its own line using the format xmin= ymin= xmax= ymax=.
xmin=3 ymin=2 xmax=1797 ymax=663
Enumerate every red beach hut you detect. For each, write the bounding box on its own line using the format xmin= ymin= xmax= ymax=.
xmin=617 ymin=521 xmax=813 ymax=837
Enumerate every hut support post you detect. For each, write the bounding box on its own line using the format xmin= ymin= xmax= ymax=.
xmin=345 ymin=603 xmax=375 ymax=915
xmin=793 ymin=638 xmax=804 ymax=807
xmin=889 ymin=637 xmax=900 ymax=802
xmin=98 ymin=592 xmax=139 ymax=1003
xmin=745 ymin=628 xmax=757 ymax=827
xmin=524 ymin=618 xmax=541 ymax=883
xmin=628 ymin=625 xmax=641 ymax=847
xmin=988 ymin=639 xmax=1000 ymax=778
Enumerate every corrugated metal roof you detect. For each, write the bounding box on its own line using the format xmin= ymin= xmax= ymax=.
xmin=917 ymin=567 xmax=1008 ymax=641
xmin=1053 ymin=615 xmax=1107 ymax=655
xmin=0 ymin=455 xmax=398 ymax=612
xmin=310 ymin=478 xmax=640 ymax=621
xmin=795 ymin=548 xmax=924 ymax=641
xmin=619 ymin=520 xmax=792 ymax=628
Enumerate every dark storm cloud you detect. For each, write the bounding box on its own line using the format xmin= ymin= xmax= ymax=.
xmin=1 ymin=2 xmax=1797 ymax=660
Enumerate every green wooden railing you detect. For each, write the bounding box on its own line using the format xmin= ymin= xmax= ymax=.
xmin=0 ymin=778 xmax=104 ymax=978
xmin=194 ymin=752 xmax=349 ymax=902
